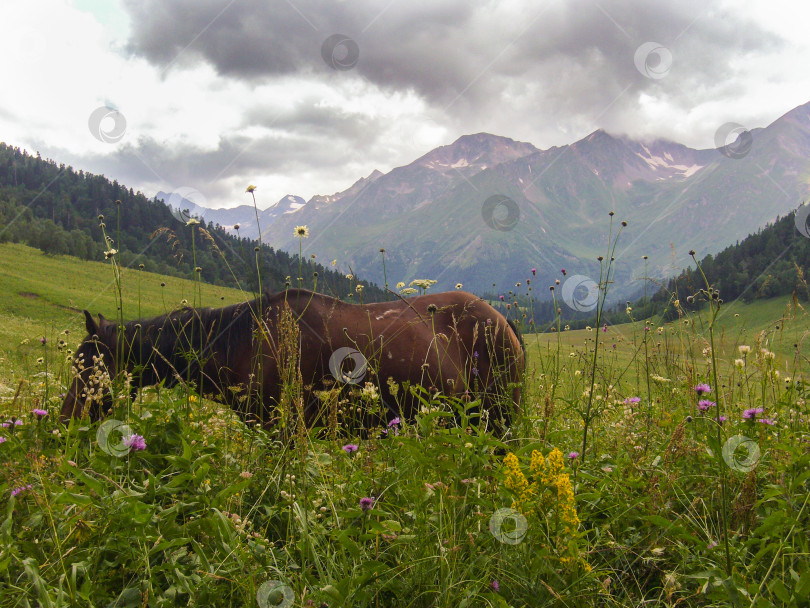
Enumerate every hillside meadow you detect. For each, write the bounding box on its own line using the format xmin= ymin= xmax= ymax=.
xmin=0 ymin=242 xmax=808 ymax=607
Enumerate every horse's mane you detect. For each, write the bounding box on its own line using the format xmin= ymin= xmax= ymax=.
xmin=97 ymin=293 xmax=270 ymax=386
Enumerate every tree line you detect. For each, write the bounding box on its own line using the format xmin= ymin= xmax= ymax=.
xmin=0 ymin=143 xmax=388 ymax=301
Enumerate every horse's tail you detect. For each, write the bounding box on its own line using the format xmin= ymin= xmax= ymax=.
xmin=506 ymin=318 xmax=524 ymax=354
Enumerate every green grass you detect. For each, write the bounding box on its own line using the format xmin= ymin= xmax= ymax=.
xmin=0 ymin=242 xmax=248 ymax=393
xmin=0 ymin=243 xmax=808 ymax=607
xmin=530 ymin=296 xmax=809 ymax=373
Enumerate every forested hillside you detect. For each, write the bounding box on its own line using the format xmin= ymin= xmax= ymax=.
xmin=654 ymin=208 xmax=810 ymax=312
xmin=0 ymin=144 xmax=386 ymax=300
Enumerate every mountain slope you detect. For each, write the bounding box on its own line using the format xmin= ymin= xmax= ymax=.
xmin=262 ymin=101 xmax=810 ymax=297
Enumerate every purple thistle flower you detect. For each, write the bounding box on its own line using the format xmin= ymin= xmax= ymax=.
xmin=561 ymin=269 xmax=566 ymax=276
xmin=499 ymin=295 xmax=504 ymax=301
xmin=342 ymin=443 xmax=359 ymax=454
xmin=0 ymin=437 xmax=6 ymax=444
xmin=694 ymin=383 xmax=711 ymax=396
xmin=602 ymin=324 xmax=607 ymax=332
xmin=388 ymin=417 xmax=400 ymax=428
xmin=531 ymin=268 xmax=536 ymax=276
xmin=714 ymin=416 xmax=727 ymax=424
xmin=757 ymin=418 xmax=775 ymax=425
xmin=1 ymin=420 xmax=23 ymax=428
xmin=11 ymin=484 xmax=33 ymax=497
xmin=124 ymin=434 xmax=146 ymax=451
xmin=697 ymin=400 xmax=716 ymax=412
xmin=491 ymin=579 xmax=500 ymax=592
xmin=568 ymin=451 xmax=579 ymax=459
xmin=359 ymin=496 xmax=374 ymax=511
xmin=624 ymin=397 xmax=641 ymax=405
xmin=743 ymin=407 xmax=764 ymax=420
xmin=40 ymin=337 xmax=46 ymax=345
xmin=32 ymin=408 xmax=48 ymax=418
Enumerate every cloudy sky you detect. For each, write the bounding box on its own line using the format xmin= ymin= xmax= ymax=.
xmin=1 ymin=0 xmax=808 ymax=210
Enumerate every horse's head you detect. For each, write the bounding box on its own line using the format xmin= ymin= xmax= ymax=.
xmin=60 ymin=311 xmax=119 ymax=424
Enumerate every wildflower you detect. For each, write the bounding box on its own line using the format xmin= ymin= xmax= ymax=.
xmin=492 ymin=580 xmax=500 ymax=592
xmin=40 ymin=336 xmax=47 ymax=345
xmin=360 ymin=382 xmax=378 ymax=400
xmin=624 ymin=397 xmax=641 ymax=405
xmin=734 ymin=358 xmax=745 ymax=368
xmin=602 ymin=323 xmax=607 ymax=332
xmin=626 ymin=306 xmax=632 ymax=314
xmin=568 ymin=451 xmax=579 ymax=459
xmin=503 ymin=453 xmax=534 ymax=512
xmin=396 ymin=281 xmax=405 ymax=289
xmin=540 ymin=448 xmax=565 ymax=486
xmin=694 ymin=383 xmax=711 ymax=396
xmin=185 ymin=218 xmax=200 ymax=226
xmin=0 ymin=437 xmax=5 ymax=444
xmin=245 ymin=185 xmax=257 ymax=193
xmin=36 ymin=357 xmax=44 ymax=364
xmin=355 ymin=284 xmax=364 ymax=293
xmin=400 ymin=288 xmax=417 ymax=295
xmin=239 ymin=471 xmax=253 ymax=479
xmin=294 ymin=225 xmax=309 ymax=238
xmin=124 ymin=434 xmax=146 ymax=451
xmin=32 ymin=408 xmax=48 ymax=418
xmin=561 ymin=268 xmax=566 ymax=275
xmin=410 ymin=279 xmax=437 ymax=290
xmin=104 ymin=248 xmax=118 ymax=259
xmin=714 ymin=416 xmax=727 ymax=424
xmin=345 ymin=274 xmax=353 ymax=280
xmin=11 ymin=484 xmax=33 ymax=497
xmin=234 ymin=223 xmax=240 ymax=230
xmin=342 ymin=443 xmax=359 ymax=454
xmin=555 ymin=472 xmax=580 ymax=533
xmin=388 ymin=417 xmax=400 ymax=428
xmin=359 ymin=496 xmax=374 ymax=511
xmin=455 ymin=283 xmax=463 ymax=290
xmin=743 ymin=407 xmax=764 ymax=420
xmin=697 ymin=400 xmax=716 ymax=412
xmin=738 ymin=345 xmax=751 ymax=355
xmin=499 ymin=295 xmax=504 ymax=301
xmin=757 ymin=418 xmax=775 ymax=425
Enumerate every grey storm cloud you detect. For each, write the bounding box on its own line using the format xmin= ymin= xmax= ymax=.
xmin=122 ymin=0 xmax=778 ymax=124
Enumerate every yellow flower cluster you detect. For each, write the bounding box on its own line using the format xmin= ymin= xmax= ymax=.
xmin=503 ymin=448 xmax=586 ymax=570
xmin=503 ymin=448 xmax=577 ymax=524
xmin=503 ymin=452 xmax=534 ymax=511
xmin=554 ymin=471 xmax=580 ymax=534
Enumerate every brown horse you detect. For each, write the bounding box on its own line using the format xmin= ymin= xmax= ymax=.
xmin=60 ymin=289 xmax=524 ymax=433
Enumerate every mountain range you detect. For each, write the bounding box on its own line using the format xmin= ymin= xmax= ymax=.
xmin=160 ymin=101 xmax=810 ymax=297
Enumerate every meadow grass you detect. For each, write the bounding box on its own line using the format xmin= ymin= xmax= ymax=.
xmin=0 ymin=240 xmax=808 ymax=607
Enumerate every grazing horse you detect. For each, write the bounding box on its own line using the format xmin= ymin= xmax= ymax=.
xmin=60 ymin=289 xmax=524 ymax=433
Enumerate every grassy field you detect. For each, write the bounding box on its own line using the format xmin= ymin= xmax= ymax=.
xmin=0 ymin=243 xmax=808 ymax=607
xmin=0 ymin=242 xmax=248 ymax=393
